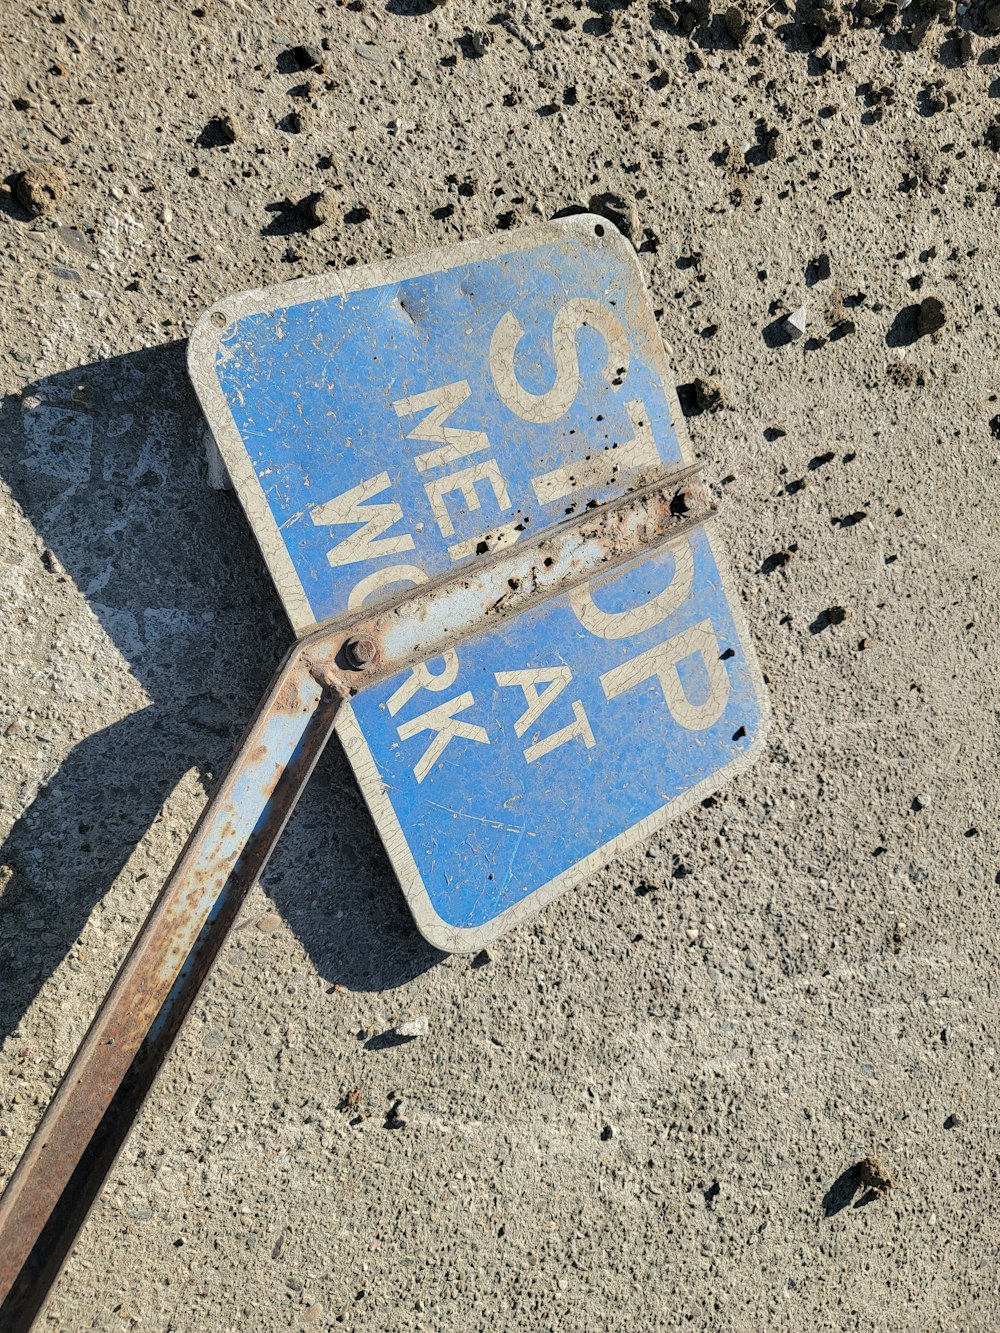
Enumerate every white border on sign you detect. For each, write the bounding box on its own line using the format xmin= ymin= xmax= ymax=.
xmin=335 ymin=525 xmax=770 ymax=956
xmin=189 ymin=216 xmax=769 ymax=953
xmin=187 ymin=214 xmax=692 ymax=637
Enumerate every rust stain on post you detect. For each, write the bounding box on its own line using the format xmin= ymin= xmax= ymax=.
xmin=315 ymin=466 xmax=714 ymax=686
xmin=0 ymin=645 xmax=343 ymax=1331
xmin=274 ymin=676 xmax=302 ymax=714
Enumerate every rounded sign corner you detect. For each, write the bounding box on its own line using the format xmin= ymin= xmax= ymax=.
xmin=552 ymin=210 xmax=647 ymax=278
xmin=408 ymin=909 xmax=492 ymax=957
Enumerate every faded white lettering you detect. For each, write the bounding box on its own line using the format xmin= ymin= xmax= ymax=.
xmin=393 ymin=380 xmax=490 ymax=472
xmin=571 ymin=540 xmax=694 ymax=640
xmin=396 ymin=692 xmax=490 ymax=783
xmin=599 ymin=619 xmax=729 ymax=730
xmin=489 ymin=298 xmax=630 ymax=425
xmin=425 ymin=459 xmax=511 ymax=538
xmin=495 ymin=666 xmax=595 ymax=763
xmin=310 ymin=472 xmax=414 ymax=568
xmin=531 ymin=399 xmax=661 ymax=506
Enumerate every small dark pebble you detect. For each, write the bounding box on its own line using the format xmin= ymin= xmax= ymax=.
xmin=807 ymin=253 xmax=831 ymax=284
xmin=810 ymin=605 xmax=849 ymax=634
xmin=14 ymin=163 xmax=66 ymax=217
xmin=916 ymin=296 xmax=946 ymax=337
xmin=944 ymin=1113 xmax=963 ymax=1129
xmin=288 ymin=44 xmax=322 ymax=70
xmin=761 ymin=550 xmax=792 ymax=574
xmin=588 ymin=190 xmax=638 ymax=245
xmin=858 ymin=1155 xmax=895 ymax=1195
xmin=385 ymin=1098 xmax=407 ymax=1130
xmin=217 ymin=112 xmax=240 ymax=143
xmin=829 ymin=318 xmax=856 ymax=341
xmin=724 ymin=3 xmax=751 ymax=43
xmin=306 ymin=190 xmax=333 ymax=226
xmin=692 ymin=375 xmax=726 ymax=413
xmin=762 ymin=127 xmax=782 ymax=161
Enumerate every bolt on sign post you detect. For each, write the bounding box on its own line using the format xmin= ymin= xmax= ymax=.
xmin=0 ymin=217 xmax=769 ymax=1326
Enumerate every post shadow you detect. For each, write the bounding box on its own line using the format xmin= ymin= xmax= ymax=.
xmin=0 ymin=339 xmax=439 ymax=1047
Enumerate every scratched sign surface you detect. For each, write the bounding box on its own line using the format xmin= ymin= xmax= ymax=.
xmin=190 ymin=218 xmax=768 ymax=951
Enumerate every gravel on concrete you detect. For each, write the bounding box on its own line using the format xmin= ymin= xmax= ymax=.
xmin=1 ymin=1 xmax=999 ymax=1330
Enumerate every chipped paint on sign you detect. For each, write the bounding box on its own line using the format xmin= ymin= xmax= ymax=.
xmin=189 ymin=217 xmax=691 ymax=634
xmin=338 ymin=525 xmax=765 ymax=952
xmin=1 ymin=221 xmax=770 ymax=1320
xmin=189 ymin=217 xmax=769 ymax=950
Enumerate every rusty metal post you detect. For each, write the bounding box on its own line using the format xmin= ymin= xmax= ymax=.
xmin=0 ymin=643 xmax=345 ymax=1331
xmin=0 ymin=465 xmax=717 ymax=1328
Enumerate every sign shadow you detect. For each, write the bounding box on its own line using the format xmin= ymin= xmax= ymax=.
xmin=0 ymin=340 xmax=440 ymax=1048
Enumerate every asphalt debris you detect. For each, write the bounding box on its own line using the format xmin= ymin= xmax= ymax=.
xmin=395 ymin=1017 xmax=429 ymax=1039
xmin=858 ymin=1155 xmax=896 ymax=1197
xmin=587 ymin=190 xmax=640 ymax=246
xmin=691 ymin=375 xmax=726 ymax=413
xmin=916 ymin=296 xmax=946 ymax=337
xmin=13 ymin=163 xmax=66 ymax=217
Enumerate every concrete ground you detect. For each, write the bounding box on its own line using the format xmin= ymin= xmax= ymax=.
xmin=1 ymin=0 xmax=999 ymax=1329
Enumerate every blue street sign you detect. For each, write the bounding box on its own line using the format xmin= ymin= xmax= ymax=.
xmin=339 ymin=524 xmax=764 ymax=951
xmin=190 ymin=218 xmax=769 ymax=951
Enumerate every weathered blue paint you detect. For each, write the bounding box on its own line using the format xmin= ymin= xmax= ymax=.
xmin=189 ymin=218 xmax=769 ymax=949
xmin=212 ymin=231 xmax=683 ymax=627
xmin=347 ymin=526 xmax=762 ymax=935
xmin=0 ymin=223 xmax=769 ymax=1328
